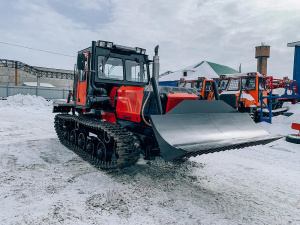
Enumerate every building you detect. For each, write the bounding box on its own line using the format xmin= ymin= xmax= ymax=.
xmin=159 ymin=61 xmax=238 ymax=86
xmin=0 ymin=59 xmax=74 ymax=89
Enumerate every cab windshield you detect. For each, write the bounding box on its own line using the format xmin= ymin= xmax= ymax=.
xmin=179 ymin=81 xmax=186 ymax=87
xmin=227 ymin=78 xmax=240 ymax=91
xmin=185 ymin=82 xmax=192 ymax=88
xmin=98 ymin=55 xmax=123 ymax=80
xmin=98 ymin=55 xmax=148 ymax=83
xmin=193 ymin=81 xmax=203 ymax=91
xmin=218 ymin=79 xmax=229 ymax=90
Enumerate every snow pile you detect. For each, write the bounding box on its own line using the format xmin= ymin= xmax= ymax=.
xmin=260 ymin=102 xmax=300 ymax=135
xmin=0 ymin=94 xmax=52 ymax=109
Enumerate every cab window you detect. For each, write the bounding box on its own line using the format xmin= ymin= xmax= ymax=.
xmin=205 ymin=81 xmax=211 ymax=91
xmin=125 ymin=60 xmax=147 ymax=82
xmin=98 ymin=56 xmax=123 ymax=80
xmin=79 ymin=70 xmax=86 ymax=82
xmin=79 ymin=60 xmax=87 ymax=82
xmin=258 ymin=77 xmax=266 ymax=90
xmin=242 ymin=77 xmax=256 ymax=90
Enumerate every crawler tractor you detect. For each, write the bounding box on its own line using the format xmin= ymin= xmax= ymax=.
xmin=53 ymin=41 xmax=279 ymax=169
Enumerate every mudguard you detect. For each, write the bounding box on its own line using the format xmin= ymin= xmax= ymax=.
xmin=53 ymin=101 xmax=74 ymax=113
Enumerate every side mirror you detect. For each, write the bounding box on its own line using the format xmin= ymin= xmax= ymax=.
xmin=77 ymin=53 xmax=86 ymax=70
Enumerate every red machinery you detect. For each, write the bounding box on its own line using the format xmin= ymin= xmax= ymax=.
xmin=265 ymin=76 xmax=298 ymax=104
xmin=266 ymin=76 xmax=297 ymax=92
xmin=53 ymin=41 xmax=279 ymax=169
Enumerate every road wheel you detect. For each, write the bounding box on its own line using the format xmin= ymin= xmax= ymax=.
xmin=78 ymin=133 xmax=86 ymax=150
xmin=70 ymin=130 xmax=77 ymax=145
xmin=97 ymin=140 xmax=107 ymax=161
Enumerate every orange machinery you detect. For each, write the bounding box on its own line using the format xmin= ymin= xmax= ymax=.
xmin=177 ymin=77 xmax=219 ymax=100
xmin=218 ymin=72 xmax=268 ymax=114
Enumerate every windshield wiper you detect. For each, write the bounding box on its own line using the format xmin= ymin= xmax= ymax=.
xmin=135 ymin=58 xmax=145 ymax=74
xmin=108 ymin=65 xmax=115 ymax=75
xmin=100 ymin=53 xmax=111 ymax=73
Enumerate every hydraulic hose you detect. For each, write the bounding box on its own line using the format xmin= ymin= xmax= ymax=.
xmin=141 ymin=84 xmax=152 ymax=127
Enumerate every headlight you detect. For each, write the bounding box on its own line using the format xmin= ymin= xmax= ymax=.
xmin=97 ymin=40 xmax=114 ymax=48
xmin=106 ymin=42 xmax=113 ymax=48
xmin=135 ymin=47 xmax=141 ymax=53
xmin=141 ymin=49 xmax=146 ymax=54
xmin=97 ymin=41 xmax=106 ymax=47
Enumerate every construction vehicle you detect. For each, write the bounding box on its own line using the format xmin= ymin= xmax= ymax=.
xmin=177 ymin=78 xmax=219 ymax=100
xmin=265 ymin=76 xmax=298 ymax=106
xmin=266 ymin=76 xmax=296 ymax=91
xmin=218 ymin=73 xmax=270 ymax=119
xmin=53 ymin=40 xmax=280 ymax=169
xmin=218 ymin=73 xmax=292 ymax=121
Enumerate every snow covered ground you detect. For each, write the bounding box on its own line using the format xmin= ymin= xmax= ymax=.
xmin=0 ymin=94 xmax=299 ymax=224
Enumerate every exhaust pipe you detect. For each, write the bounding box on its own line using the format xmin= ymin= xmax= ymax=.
xmin=151 ymin=45 xmax=163 ymax=115
xmin=152 ymin=45 xmax=160 ymax=82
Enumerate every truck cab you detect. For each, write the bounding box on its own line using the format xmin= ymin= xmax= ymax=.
xmin=177 ymin=77 xmax=219 ymax=100
xmin=219 ymin=72 xmax=267 ymax=113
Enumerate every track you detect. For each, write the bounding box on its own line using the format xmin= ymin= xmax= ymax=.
xmin=54 ymin=114 xmax=141 ymax=169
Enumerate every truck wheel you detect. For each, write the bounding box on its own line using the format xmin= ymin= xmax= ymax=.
xmin=286 ymin=134 xmax=300 ymax=144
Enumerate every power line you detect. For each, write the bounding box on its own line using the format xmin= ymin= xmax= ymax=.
xmin=0 ymin=41 xmax=76 ymax=58
xmin=0 ymin=41 xmax=179 ymax=72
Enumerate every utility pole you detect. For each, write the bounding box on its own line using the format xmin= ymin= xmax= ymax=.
xmin=15 ymin=61 xmax=18 ymax=86
xmin=37 ymin=74 xmax=41 ymax=87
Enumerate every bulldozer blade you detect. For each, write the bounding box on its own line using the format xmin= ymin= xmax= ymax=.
xmin=150 ymin=100 xmax=281 ymax=161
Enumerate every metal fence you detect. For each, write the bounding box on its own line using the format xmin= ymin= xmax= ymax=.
xmin=0 ymin=85 xmax=70 ymax=99
xmin=0 ymin=59 xmax=74 ymax=79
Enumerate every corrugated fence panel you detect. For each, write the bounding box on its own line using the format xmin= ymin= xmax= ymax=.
xmin=0 ymin=86 xmax=7 ymax=97
xmin=0 ymin=85 xmax=70 ymax=99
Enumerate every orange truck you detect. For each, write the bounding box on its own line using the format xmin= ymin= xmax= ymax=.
xmin=218 ymin=72 xmax=268 ymax=118
xmin=177 ymin=77 xmax=219 ymax=100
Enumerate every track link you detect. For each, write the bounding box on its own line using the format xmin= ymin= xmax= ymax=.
xmin=54 ymin=114 xmax=141 ymax=170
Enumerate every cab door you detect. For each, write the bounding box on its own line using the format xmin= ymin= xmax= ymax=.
xmin=76 ymin=53 xmax=89 ymax=107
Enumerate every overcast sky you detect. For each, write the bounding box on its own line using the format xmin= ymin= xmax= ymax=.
xmin=0 ymin=0 xmax=299 ymax=78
